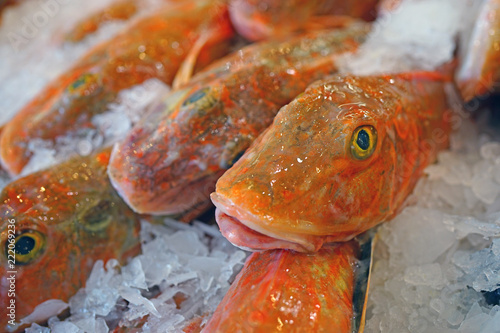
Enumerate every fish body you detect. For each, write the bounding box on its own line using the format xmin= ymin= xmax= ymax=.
xmin=202 ymin=240 xmax=359 ymax=332
xmin=0 ymin=0 xmax=233 ymax=176
xmin=229 ymin=0 xmax=378 ymax=41
xmin=456 ymin=0 xmax=500 ymax=101
xmin=211 ymin=72 xmax=451 ymax=252
xmin=108 ymin=22 xmax=370 ymax=215
xmin=0 ymin=149 xmax=142 ymax=331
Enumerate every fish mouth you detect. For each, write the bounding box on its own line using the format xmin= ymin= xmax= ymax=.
xmin=108 ymin=143 xmax=223 ymax=215
xmin=211 ymin=193 xmax=326 ymax=252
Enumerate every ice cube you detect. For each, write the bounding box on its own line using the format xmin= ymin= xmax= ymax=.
xmin=19 ymin=299 xmax=69 ymax=326
xmin=50 ymin=321 xmax=82 ymax=333
xmin=25 ymin=323 xmax=51 ymax=333
xmin=480 ymin=306 xmax=500 ymax=333
xmin=384 ymin=207 xmax=456 ymax=266
xmin=118 ymin=286 xmax=161 ymax=318
xmin=459 ymin=302 xmax=491 ymax=333
xmin=166 ymin=231 xmax=209 ymax=256
xmin=121 ymin=257 xmax=147 ymax=289
xmin=404 ymin=263 xmax=446 ymax=289
xmin=471 ymin=160 xmax=500 ymax=204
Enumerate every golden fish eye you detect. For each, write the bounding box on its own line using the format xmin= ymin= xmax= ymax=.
xmin=7 ymin=230 xmax=46 ymax=265
xmin=350 ymin=125 xmax=377 ymax=160
xmin=182 ymin=87 xmax=217 ymax=109
xmin=79 ymin=200 xmax=114 ymax=232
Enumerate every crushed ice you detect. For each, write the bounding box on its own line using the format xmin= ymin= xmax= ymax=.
xmin=365 ymin=117 xmax=500 ymax=332
xmin=25 ymin=219 xmax=247 ymax=333
xmin=340 ymin=0 xmax=478 ymax=75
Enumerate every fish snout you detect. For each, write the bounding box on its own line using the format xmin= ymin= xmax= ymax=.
xmin=211 ymin=192 xmax=326 ymax=253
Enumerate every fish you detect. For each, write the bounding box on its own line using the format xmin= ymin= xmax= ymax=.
xmin=0 ymin=149 xmax=143 ymax=331
xmin=455 ymin=0 xmax=500 ymax=101
xmin=107 ymin=21 xmax=370 ymax=216
xmin=229 ymin=0 xmax=379 ymax=41
xmin=211 ymin=72 xmax=451 ymax=252
xmin=202 ymin=239 xmax=364 ymax=332
xmin=0 ymin=0 xmax=234 ymax=176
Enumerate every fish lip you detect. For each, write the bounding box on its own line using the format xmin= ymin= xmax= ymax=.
xmin=211 ymin=192 xmax=324 ymax=252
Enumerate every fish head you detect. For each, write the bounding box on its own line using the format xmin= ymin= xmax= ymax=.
xmin=109 ymin=84 xmax=233 ymax=215
xmin=0 ymin=65 xmax=113 ymax=177
xmin=0 ymin=151 xmax=141 ymax=329
xmin=212 ymin=74 xmax=432 ymax=252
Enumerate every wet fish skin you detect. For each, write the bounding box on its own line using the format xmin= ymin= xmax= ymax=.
xmin=229 ymin=0 xmax=378 ymax=41
xmin=0 ymin=0 xmax=233 ymax=176
xmin=108 ymin=22 xmax=370 ymax=216
xmin=0 ymin=149 xmax=142 ymax=331
xmin=212 ymin=72 xmax=451 ymax=252
xmin=202 ymin=241 xmax=359 ymax=332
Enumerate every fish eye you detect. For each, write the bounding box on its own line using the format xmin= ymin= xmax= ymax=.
xmin=6 ymin=230 xmax=46 ymax=265
xmin=79 ymin=199 xmax=114 ymax=232
xmin=182 ymin=87 xmax=217 ymax=109
xmin=350 ymin=125 xmax=377 ymax=160
xmin=68 ymin=73 xmax=98 ymax=94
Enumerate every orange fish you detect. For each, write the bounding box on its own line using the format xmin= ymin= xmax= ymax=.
xmin=455 ymin=0 xmax=500 ymax=101
xmin=211 ymin=72 xmax=451 ymax=252
xmin=0 ymin=149 xmax=143 ymax=331
xmin=229 ymin=0 xmax=379 ymax=41
xmin=203 ymin=240 xmax=363 ymax=332
xmin=108 ymin=22 xmax=370 ymax=216
xmin=0 ymin=0 xmax=233 ymax=176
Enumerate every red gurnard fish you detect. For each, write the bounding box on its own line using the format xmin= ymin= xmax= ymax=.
xmin=202 ymin=240 xmax=361 ymax=332
xmin=108 ymin=22 xmax=370 ymax=215
xmin=0 ymin=0 xmax=233 ymax=176
xmin=0 ymin=149 xmax=142 ymax=331
xmin=211 ymin=72 xmax=451 ymax=252
xmin=455 ymin=0 xmax=500 ymax=101
xmin=229 ymin=0 xmax=379 ymax=41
